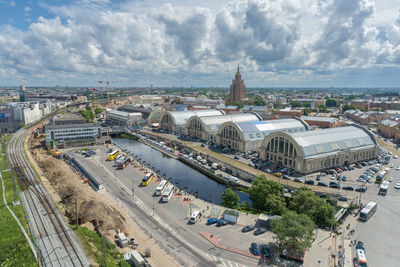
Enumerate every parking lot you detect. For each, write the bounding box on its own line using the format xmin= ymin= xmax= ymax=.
xmin=72 ymin=145 xmax=281 ymax=266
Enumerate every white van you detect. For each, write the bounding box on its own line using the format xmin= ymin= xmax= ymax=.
xmin=189 ymin=211 xmax=201 ymax=224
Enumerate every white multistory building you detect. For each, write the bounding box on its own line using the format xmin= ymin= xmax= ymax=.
xmin=45 ymin=123 xmax=101 ymax=143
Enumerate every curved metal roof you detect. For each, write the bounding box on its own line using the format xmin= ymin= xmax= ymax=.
xmin=220 ymin=118 xmax=309 ymax=142
xmin=276 ymin=125 xmax=377 ymax=158
xmin=162 ymin=109 xmax=224 ymax=126
xmin=188 ymin=113 xmax=261 ymax=133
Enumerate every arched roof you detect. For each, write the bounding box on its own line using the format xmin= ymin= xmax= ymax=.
xmin=161 ymin=109 xmax=224 ymax=126
xmin=261 ymin=125 xmax=377 ymax=158
xmin=187 ymin=113 xmax=261 ymax=133
xmin=218 ymin=118 xmax=309 ymax=142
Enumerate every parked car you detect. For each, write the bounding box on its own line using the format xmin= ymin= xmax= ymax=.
xmin=338 ymin=195 xmax=347 ymax=201
xmin=216 ymin=219 xmax=228 ymax=227
xmin=254 ymin=228 xmax=267 ymax=235
xmin=242 ymin=225 xmax=255 ymax=233
xmin=207 ymin=218 xmax=218 ymax=225
xmin=329 ymin=183 xmax=340 ymax=189
xmin=261 ymin=244 xmax=272 ymax=259
xmin=293 ymin=178 xmax=303 ymax=183
xmin=317 ymin=182 xmax=328 ymax=187
xmin=342 ymin=186 xmax=354 ymax=191
xmin=251 ymin=242 xmax=261 ymax=256
xmin=356 ymin=241 xmax=365 ymax=251
xmin=316 ymin=176 xmax=321 ymax=181
xmin=341 ymin=176 xmax=347 ymax=182
xmin=316 ymin=192 xmax=327 ymax=198
xmin=355 ymin=187 xmax=367 ymax=192
xmin=305 ymin=180 xmax=315 ymax=185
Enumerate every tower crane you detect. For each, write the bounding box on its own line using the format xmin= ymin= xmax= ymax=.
xmin=98 ymin=80 xmax=111 ymax=107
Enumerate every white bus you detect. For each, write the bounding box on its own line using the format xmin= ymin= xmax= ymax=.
xmin=355 ymin=249 xmax=367 ymax=267
xmin=359 ymin=201 xmax=377 ymax=221
xmin=162 ymin=184 xmax=174 ymax=202
xmin=154 ymin=180 xmax=168 ymax=196
xmin=379 ymin=181 xmax=390 ymax=196
xmin=189 ymin=211 xmax=201 ymax=224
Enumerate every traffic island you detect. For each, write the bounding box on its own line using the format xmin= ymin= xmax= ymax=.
xmin=199 ymin=231 xmax=262 ymax=260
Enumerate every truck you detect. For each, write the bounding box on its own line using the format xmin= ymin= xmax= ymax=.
xmin=211 ymin=163 xmax=219 ymax=170
xmin=124 ymin=250 xmax=151 ymax=267
xmin=118 ymin=232 xmax=128 ymax=248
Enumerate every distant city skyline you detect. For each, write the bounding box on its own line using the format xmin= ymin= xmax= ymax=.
xmin=0 ymin=0 xmax=399 ymax=87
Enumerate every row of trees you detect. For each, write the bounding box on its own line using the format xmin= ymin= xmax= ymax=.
xmin=78 ymin=106 xmax=103 ymax=122
xmin=221 ymin=176 xmax=333 ymax=227
xmin=220 ymin=175 xmax=334 ymax=252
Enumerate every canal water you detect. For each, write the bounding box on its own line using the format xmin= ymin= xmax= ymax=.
xmin=112 ymin=138 xmax=251 ymax=205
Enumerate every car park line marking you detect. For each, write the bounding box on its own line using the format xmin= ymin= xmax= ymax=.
xmin=227 ymin=260 xmax=233 ymax=267
xmin=222 ymin=261 xmax=227 ymax=267
xmin=213 ymin=255 xmax=217 ymax=261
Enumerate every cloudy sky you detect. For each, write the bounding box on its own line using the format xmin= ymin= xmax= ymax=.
xmin=0 ymin=0 xmax=399 ymax=87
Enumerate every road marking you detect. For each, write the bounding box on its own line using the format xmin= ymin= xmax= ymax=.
xmin=227 ymin=260 xmax=233 ymax=267
xmin=222 ymin=261 xmax=227 ymax=267
xmin=213 ymin=255 xmax=217 ymax=261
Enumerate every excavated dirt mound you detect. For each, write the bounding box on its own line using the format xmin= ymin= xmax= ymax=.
xmin=31 ymin=135 xmax=126 ymax=232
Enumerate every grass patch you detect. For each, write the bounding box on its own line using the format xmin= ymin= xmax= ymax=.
xmin=73 ymin=226 xmax=130 ymax=267
xmin=0 ymin=135 xmax=37 ymax=266
xmin=120 ymin=134 xmax=138 ymax=141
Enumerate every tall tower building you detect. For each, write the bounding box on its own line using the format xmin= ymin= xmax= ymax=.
xmin=229 ymin=65 xmax=246 ymax=103
xmin=19 ymin=85 xmax=26 ymax=102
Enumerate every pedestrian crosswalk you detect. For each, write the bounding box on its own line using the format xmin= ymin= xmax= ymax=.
xmin=135 ymin=198 xmax=153 ymax=216
xmin=206 ymin=253 xmax=247 ymax=267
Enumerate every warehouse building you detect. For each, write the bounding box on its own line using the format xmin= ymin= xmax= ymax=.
xmin=45 ymin=123 xmax=101 ymax=145
xmin=160 ymin=109 xmax=224 ymax=134
xmin=259 ymin=125 xmax=379 ymax=174
xmin=185 ymin=113 xmax=261 ymax=142
xmin=216 ymin=118 xmax=309 ymax=152
xmin=106 ymin=109 xmax=142 ymax=126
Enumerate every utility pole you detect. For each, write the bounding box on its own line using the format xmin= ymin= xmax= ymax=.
xmin=75 ymin=197 xmax=79 ymax=228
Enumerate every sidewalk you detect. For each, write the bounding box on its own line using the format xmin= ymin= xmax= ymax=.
xmin=199 ymin=231 xmax=264 ymax=261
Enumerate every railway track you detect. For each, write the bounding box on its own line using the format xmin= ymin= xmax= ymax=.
xmin=8 ymin=130 xmax=87 ymax=267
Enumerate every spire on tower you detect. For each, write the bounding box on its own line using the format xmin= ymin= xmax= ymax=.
xmin=237 ymin=64 xmax=240 ymax=72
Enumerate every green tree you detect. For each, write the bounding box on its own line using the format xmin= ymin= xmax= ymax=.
xmin=318 ymin=105 xmax=328 ymax=113
xmin=288 ymin=188 xmax=333 ymax=227
xmin=221 ymin=188 xmax=240 ymax=208
xmin=172 ymin=99 xmax=183 ymax=104
xmin=248 ymin=175 xmax=286 ymax=215
xmin=303 ymin=102 xmax=311 ymax=108
xmin=86 ymin=105 xmax=92 ymax=111
xmin=271 ymin=210 xmax=315 ymax=253
xmin=342 ymin=104 xmax=355 ymax=112
xmin=253 ymin=96 xmax=266 ymax=106
xmin=325 ymin=99 xmax=338 ymax=107
xmin=227 ymin=102 xmax=244 ymax=109
xmin=94 ymin=107 xmax=103 ymax=115
xmin=78 ymin=109 xmax=94 ymax=122
xmin=303 ymin=108 xmax=310 ymax=116
xmin=290 ymin=101 xmax=302 ymax=108
xmin=273 ymin=102 xmax=281 ymax=109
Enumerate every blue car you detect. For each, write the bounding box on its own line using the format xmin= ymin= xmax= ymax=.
xmin=207 ymin=218 xmax=218 ymax=225
xmin=251 ymin=242 xmax=260 ymax=256
xmin=216 ymin=219 xmax=228 ymax=227
xmin=234 ymin=156 xmax=240 ymax=160
xmin=261 ymin=244 xmax=272 ymax=259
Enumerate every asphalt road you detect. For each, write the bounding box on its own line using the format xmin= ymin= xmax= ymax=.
xmin=352 ymin=153 xmax=400 ymax=267
xmin=72 ymin=150 xmax=261 ymax=267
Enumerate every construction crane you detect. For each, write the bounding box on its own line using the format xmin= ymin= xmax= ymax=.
xmin=93 ymin=87 xmax=97 ymax=108
xmin=98 ymin=80 xmax=111 ymax=107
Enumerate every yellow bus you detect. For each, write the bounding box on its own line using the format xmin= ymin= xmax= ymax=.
xmin=142 ymin=173 xmax=154 ymax=186
xmin=108 ymin=150 xmax=119 ymax=161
